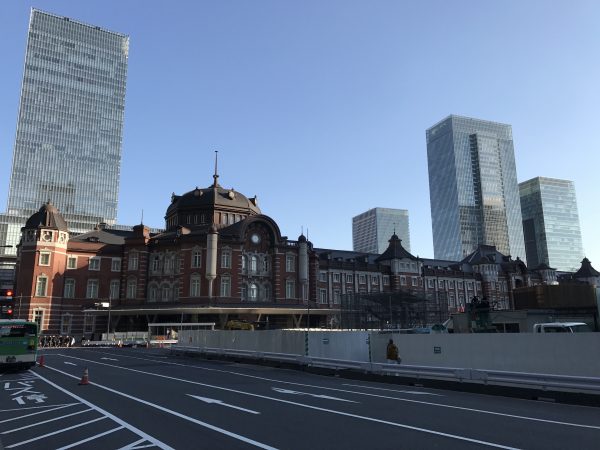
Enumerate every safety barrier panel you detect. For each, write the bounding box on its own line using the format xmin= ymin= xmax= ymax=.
xmin=171 ymin=344 xmax=600 ymax=395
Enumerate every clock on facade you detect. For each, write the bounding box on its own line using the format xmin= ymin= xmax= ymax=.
xmin=251 ymin=233 xmax=261 ymax=244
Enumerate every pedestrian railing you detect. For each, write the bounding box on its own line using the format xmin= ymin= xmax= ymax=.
xmin=171 ymin=344 xmax=600 ymax=395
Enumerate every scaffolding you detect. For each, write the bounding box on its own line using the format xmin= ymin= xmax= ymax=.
xmin=339 ymin=290 xmax=448 ymax=330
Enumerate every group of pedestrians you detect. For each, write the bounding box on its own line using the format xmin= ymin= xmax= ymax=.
xmin=38 ymin=335 xmax=76 ymax=348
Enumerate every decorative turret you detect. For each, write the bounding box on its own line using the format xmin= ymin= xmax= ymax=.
xmin=573 ymin=258 xmax=600 ymax=286
xmin=21 ymin=201 xmax=69 ymax=248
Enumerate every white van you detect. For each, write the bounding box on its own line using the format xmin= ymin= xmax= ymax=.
xmin=533 ymin=322 xmax=592 ymax=333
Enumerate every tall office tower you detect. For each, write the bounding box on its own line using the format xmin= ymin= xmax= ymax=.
xmin=426 ymin=115 xmax=526 ymax=262
xmin=0 ymin=9 xmax=129 ymax=255
xmin=519 ymin=177 xmax=584 ymax=272
xmin=352 ymin=207 xmax=410 ymax=254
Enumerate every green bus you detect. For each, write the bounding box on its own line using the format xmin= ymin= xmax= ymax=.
xmin=0 ymin=320 xmax=38 ymax=370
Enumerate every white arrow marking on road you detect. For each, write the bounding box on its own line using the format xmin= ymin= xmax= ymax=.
xmin=271 ymin=387 xmax=358 ymax=403
xmin=64 ymin=362 xmax=77 ymax=366
xmin=100 ymin=357 xmax=118 ymax=361
xmin=187 ymin=395 xmax=260 ymax=414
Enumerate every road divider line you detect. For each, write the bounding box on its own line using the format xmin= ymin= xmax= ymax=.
xmin=5 ymin=417 xmax=107 ymax=448
xmin=44 ymin=365 xmax=278 ymax=450
xmin=56 ymin=426 xmax=125 ymax=450
xmin=51 ymin=356 xmax=521 ymax=449
xmin=75 ymin=352 xmax=600 ymax=431
xmin=0 ymin=403 xmax=78 ymax=424
xmin=117 ymin=437 xmax=146 ymax=450
xmin=28 ymin=370 xmax=175 ymax=450
xmin=0 ymin=402 xmax=79 ymax=414
xmin=188 ymin=394 xmax=260 ymax=414
xmin=2 ymin=408 xmax=93 ymax=434
xmin=342 ymin=383 xmax=442 ymax=395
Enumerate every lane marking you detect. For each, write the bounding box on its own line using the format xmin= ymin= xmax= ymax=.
xmin=271 ymin=387 xmax=358 ymax=403
xmin=0 ymin=403 xmax=77 ymax=424
xmin=64 ymin=362 xmax=76 ymax=366
xmin=2 ymin=408 xmax=93 ymax=434
xmin=29 ymin=370 xmax=174 ymax=450
xmin=0 ymin=403 xmax=79 ymax=413
xmin=56 ymin=426 xmax=125 ymax=450
xmin=101 ymin=357 xmax=119 ymax=361
xmin=49 ymin=358 xmax=520 ymax=449
xmin=342 ymin=383 xmax=442 ymax=395
xmin=5 ymin=417 xmax=107 ymax=448
xmin=118 ymin=438 xmax=146 ymax=450
xmin=80 ymin=352 xmax=600 ymax=431
xmin=45 ymin=366 xmax=277 ymax=450
xmin=188 ymin=394 xmax=260 ymax=414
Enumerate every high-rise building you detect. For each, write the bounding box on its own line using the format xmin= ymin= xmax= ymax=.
xmin=0 ymin=9 xmax=129 ymax=255
xmin=352 ymin=207 xmax=410 ymax=254
xmin=426 ymin=115 xmax=526 ymax=262
xmin=519 ymin=177 xmax=584 ymax=272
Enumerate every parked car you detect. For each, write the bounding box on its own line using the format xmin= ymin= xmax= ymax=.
xmin=224 ymin=320 xmax=254 ymax=331
xmin=533 ymin=322 xmax=592 ymax=333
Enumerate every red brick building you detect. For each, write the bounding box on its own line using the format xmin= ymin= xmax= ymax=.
xmin=13 ymin=171 xmax=567 ymax=337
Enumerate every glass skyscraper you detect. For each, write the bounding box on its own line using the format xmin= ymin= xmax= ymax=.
xmin=352 ymin=207 xmax=410 ymax=254
xmin=519 ymin=177 xmax=584 ymax=272
xmin=0 ymin=9 xmax=129 ymax=255
xmin=426 ymin=115 xmax=526 ymax=262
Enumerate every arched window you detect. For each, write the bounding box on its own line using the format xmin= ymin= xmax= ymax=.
xmin=152 ymin=254 xmax=161 ymax=273
xmin=249 ymin=283 xmax=258 ymax=301
xmin=264 ymin=284 xmax=271 ymax=301
xmin=126 ymin=278 xmax=137 ymax=299
xmin=191 ymin=248 xmax=202 ymax=268
xmin=148 ymin=284 xmax=158 ymax=302
xmin=262 ymin=256 xmax=270 ymax=273
xmin=190 ymin=275 xmax=201 ymax=297
xmin=250 ymin=256 xmax=257 ymax=273
xmin=242 ymin=255 xmax=247 ymax=271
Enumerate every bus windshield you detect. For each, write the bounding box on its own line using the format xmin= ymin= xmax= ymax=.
xmin=0 ymin=323 xmax=37 ymax=338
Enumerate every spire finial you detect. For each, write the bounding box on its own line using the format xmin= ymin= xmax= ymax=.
xmin=141 ymin=209 xmax=144 ymax=225
xmin=213 ymin=150 xmax=219 ymax=187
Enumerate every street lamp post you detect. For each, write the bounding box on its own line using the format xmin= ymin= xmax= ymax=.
xmin=106 ymin=298 xmax=112 ymax=340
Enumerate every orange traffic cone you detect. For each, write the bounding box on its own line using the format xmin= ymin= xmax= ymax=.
xmin=38 ymin=355 xmax=45 ymax=367
xmin=79 ymin=367 xmax=90 ymax=385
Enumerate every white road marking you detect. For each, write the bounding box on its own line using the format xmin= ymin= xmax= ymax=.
xmin=118 ymin=438 xmax=146 ymax=450
xmin=5 ymin=416 xmax=107 ymax=448
xmin=342 ymin=383 xmax=443 ymax=395
xmin=0 ymin=403 xmax=78 ymax=413
xmin=56 ymin=426 xmax=125 ymax=450
xmin=188 ymin=394 xmax=260 ymax=414
xmin=64 ymin=361 xmax=76 ymax=366
xmin=101 ymin=357 xmax=119 ymax=361
xmin=51 ymin=356 xmax=523 ymax=449
xmin=0 ymin=403 xmax=77 ymax=424
xmin=83 ymin=352 xmax=600 ymax=431
xmin=45 ymin=365 xmax=277 ymax=450
xmin=271 ymin=387 xmax=358 ymax=403
xmin=2 ymin=408 xmax=93 ymax=434
xmin=29 ymin=370 xmax=174 ymax=450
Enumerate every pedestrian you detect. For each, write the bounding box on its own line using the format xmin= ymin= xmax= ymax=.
xmin=386 ymin=339 xmax=401 ymax=364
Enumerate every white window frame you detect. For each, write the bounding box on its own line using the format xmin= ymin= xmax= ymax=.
xmin=63 ymin=278 xmax=75 ymax=299
xmin=128 ymin=252 xmax=139 ymax=271
xmin=333 ymin=273 xmax=340 ymax=283
xmin=249 ymin=283 xmax=258 ymax=301
xmin=285 ymin=280 xmax=295 ymax=299
xmin=286 ymin=254 xmax=295 ymax=272
xmin=383 ymin=275 xmax=390 ymax=286
xmin=319 ymin=272 xmax=327 ymax=282
xmin=359 ymin=274 xmax=366 ymax=284
xmin=89 ymin=257 xmax=101 ymax=271
xmin=319 ymin=289 xmax=327 ymax=304
xmin=221 ymin=249 xmax=231 ymax=269
xmin=190 ymin=275 xmax=201 ymax=297
xmin=86 ymin=279 xmax=99 ymax=299
xmin=127 ymin=278 xmax=137 ymax=299
xmin=36 ymin=275 xmax=48 ymax=297
xmin=111 ymin=258 xmax=121 ymax=272
xmin=333 ymin=289 xmax=341 ymax=304
xmin=109 ymin=280 xmax=120 ymax=300
xmin=412 ymin=277 xmax=418 ymax=287
xmin=39 ymin=251 xmax=51 ymax=266
xmin=33 ymin=309 xmax=44 ymax=331
xmin=220 ymin=276 xmax=231 ymax=297
xmin=400 ymin=276 xmax=406 ymax=286
xmin=60 ymin=313 xmax=72 ymax=335
xmin=346 ymin=274 xmax=353 ymax=283
xmin=84 ymin=314 xmax=95 ymax=333
xmin=67 ymin=256 xmax=77 ymax=269
xmin=192 ymin=249 xmax=202 ymax=268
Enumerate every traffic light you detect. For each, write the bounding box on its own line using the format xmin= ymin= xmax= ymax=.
xmin=0 ymin=289 xmax=15 ymax=318
xmin=0 ymin=289 xmax=13 ymax=299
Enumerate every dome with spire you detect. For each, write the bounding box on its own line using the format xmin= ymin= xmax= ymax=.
xmin=163 ymin=153 xmax=261 ymax=231
xmin=23 ymin=201 xmax=68 ymax=232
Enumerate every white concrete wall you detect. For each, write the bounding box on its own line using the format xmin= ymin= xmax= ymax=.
xmin=180 ymin=330 xmax=600 ymax=377
xmin=370 ymin=333 xmax=600 ymax=377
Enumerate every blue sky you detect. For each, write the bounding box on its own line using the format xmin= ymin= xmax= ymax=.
xmin=1 ymin=0 xmax=599 ymax=264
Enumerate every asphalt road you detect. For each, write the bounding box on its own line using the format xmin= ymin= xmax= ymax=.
xmin=1 ymin=347 xmax=599 ymax=449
